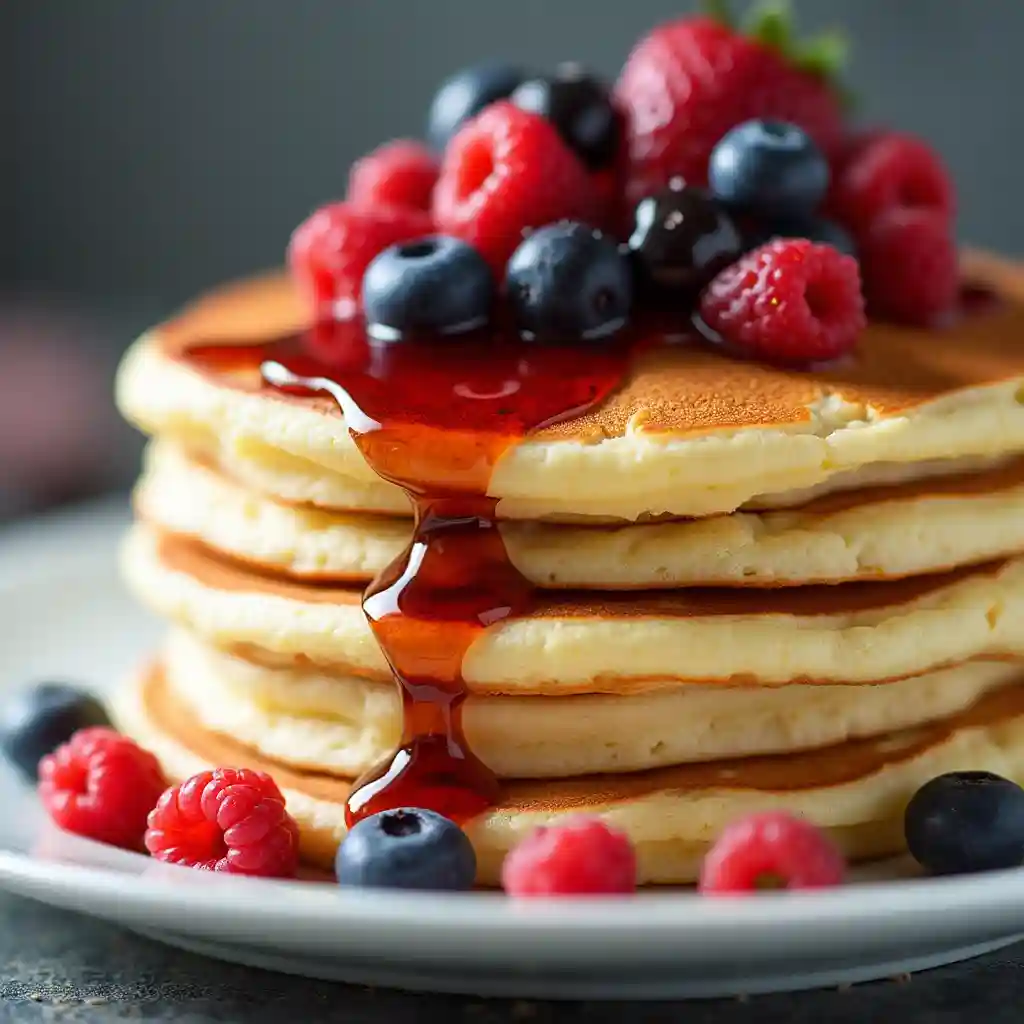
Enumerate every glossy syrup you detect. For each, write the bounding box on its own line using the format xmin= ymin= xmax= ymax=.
xmin=186 ymin=319 xmax=635 ymax=825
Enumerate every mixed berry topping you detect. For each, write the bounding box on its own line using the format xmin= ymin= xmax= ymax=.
xmin=38 ymin=727 xmax=166 ymax=850
xmin=283 ymin=0 xmax=968 ymax=360
xmin=145 ymin=767 xmax=300 ymax=878
xmin=0 ymin=682 xmax=111 ymax=781
xmin=699 ymin=238 xmax=866 ymax=362
xmin=905 ymin=772 xmax=1024 ymax=876
xmin=510 ymin=63 xmax=622 ymax=171
xmin=501 ymin=816 xmax=637 ymax=897
xmin=698 ymin=811 xmax=845 ymax=894
xmin=335 ymin=808 xmax=477 ymax=891
xmin=506 ymin=221 xmax=633 ymax=343
xmin=362 ymin=235 xmax=495 ymax=340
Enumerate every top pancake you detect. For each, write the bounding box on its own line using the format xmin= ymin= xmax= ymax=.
xmin=116 ymin=252 xmax=1024 ymax=521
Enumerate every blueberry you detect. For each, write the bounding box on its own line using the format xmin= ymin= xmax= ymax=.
xmin=709 ymin=120 xmax=829 ymax=219
xmin=506 ymin=222 xmax=633 ymax=343
xmin=0 ymin=683 xmax=110 ymax=781
xmin=905 ymin=771 xmax=1024 ymax=875
xmin=427 ymin=62 xmax=524 ymax=151
xmin=627 ymin=181 xmax=742 ymax=298
xmin=336 ymin=808 xmax=477 ymax=890
xmin=745 ymin=217 xmax=856 ymax=258
xmin=511 ymin=63 xmax=621 ymax=170
xmin=361 ymin=235 xmax=494 ymax=340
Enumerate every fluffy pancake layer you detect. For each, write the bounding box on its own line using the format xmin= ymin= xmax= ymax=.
xmin=138 ymin=440 xmax=1024 ymax=588
xmin=162 ymin=628 xmax=1024 ymax=778
xmin=115 ymin=256 xmax=1024 ymax=523
xmin=122 ymin=522 xmax=1024 ymax=691
xmin=117 ymin=663 xmax=1024 ymax=885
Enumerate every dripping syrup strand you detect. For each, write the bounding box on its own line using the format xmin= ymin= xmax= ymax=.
xmin=262 ymin=359 xmax=512 ymax=823
xmin=188 ymin=322 xmax=637 ymax=826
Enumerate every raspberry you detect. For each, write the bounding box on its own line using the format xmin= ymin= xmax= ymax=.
xmin=38 ymin=727 xmax=166 ymax=849
xmin=700 ymin=239 xmax=866 ymax=362
xmin=614 ymin=16 xmax=844 ymax=204
xmin=699 ymin=812 xmax=845 ymax=894
xmin=501 ymin=816 xmax=636 ymax=897
xmin=347 ymin=139 xmax=440 ymax=213
xmin=287 ymin=202 xmax=433 ymax=319
xmin=432 ymin=101 xmax=597 ymax=276
xmin=859 ymin=208 xmax=959 ymax=326
xmin=145 ymin=768 xmax=300 ymax=877
xmin=832 ymin=132 xmax=955 ymax=234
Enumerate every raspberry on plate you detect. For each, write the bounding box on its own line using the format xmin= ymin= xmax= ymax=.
xmin=614 ymin=12 xmax=845 ymax=203
xmin=501 ymin=816 xmax=637 ymax=896
xmin=859 ymin=207 xmax=959 ymax=326
xmin=287 ymin=202 xmax=433 ymax=319
xmin=38 ymin=727 xmax=166 ymax=849
xmin=347 ymin=140 xmax=440 ymax=213
xmin=432 ymin=101 xmax=597 ymax=276
xmin=145 ymin=768 xmax=300 ymax=878
xmin=699 ymin=811 xmax=845 ymax=894
xmin=832 ymin=132 xmax=955 ymax=233
xmin=699 ymin=238 xmax=866 ymax=362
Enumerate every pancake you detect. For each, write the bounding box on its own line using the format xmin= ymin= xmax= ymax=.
xmin=114 ymin=254 xmax=1024 ymax=522
xmin=117 ymin=662 xmax=1024 ymax=885
xmin=162 ymin=627 xmax=1024 ymax=778
xmin=138 ymin=439 xmax=1024 ymax=588
xmin=122 ymin=522 xmax=1024 ymax=691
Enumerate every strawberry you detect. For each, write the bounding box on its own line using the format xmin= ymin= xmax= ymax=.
xmin=614 ymin=2 xmax=847 ymax=205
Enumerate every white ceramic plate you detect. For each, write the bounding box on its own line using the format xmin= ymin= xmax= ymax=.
xmin=1 ymin=499 xmax=1024 ymax=1000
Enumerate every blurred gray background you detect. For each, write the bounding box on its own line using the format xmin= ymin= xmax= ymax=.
xmin=4 ymin=0 xmax=1024 ymax=519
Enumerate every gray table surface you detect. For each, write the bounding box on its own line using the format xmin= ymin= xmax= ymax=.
xmin=0 ymin=891 xmax=1018 ymax=1023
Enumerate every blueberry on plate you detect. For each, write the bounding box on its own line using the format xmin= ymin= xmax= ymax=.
xmin=0 ymin=682 xmax=110 ymax=781
xmin=336 ymin=808 xmax=477 ymax=890
xmin=361 ymin=235 xmax=494 ymax=340
xmin=709 ymin=120 xmax=830 ymax=219
xmin=905 ymin=771 xmax=1024 ymax=875
xmin=627 ymin=179 xmax=742 ymax=297
xmin=744 ymin=216 xmax=856 ymax=257
xmin=511 ymin=63 xmax=621 ymax=170
xmin=427 ymin=62 xmax=524 ymax=151
xmin=506 ymin=221 xmax=633 ymax=343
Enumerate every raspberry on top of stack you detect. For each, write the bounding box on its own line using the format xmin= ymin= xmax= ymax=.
xmin=15 ymin=0 xmax=1024 ymax=897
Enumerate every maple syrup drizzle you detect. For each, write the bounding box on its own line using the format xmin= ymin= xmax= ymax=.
xmin=185 ymin=318 xmax=636 ymax=825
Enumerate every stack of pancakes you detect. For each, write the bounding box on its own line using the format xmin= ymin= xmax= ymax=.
xmin=115 ymin=253 xmax=1024 ymax=884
